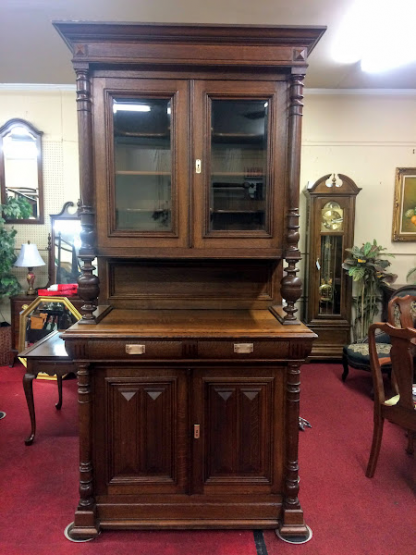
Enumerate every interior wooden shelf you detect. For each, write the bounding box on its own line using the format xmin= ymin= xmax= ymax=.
xmin=212 ymin=133 xmax=264 ymax=144
xmin=118 ymin=208 xmax=170 ymax=212
xmin=116 ymin=170 xmax=171 ymax=176
xmin=211 ymin=172 xmax=264 ymax=178
xmin=212 ymin=209 xmax=265 ymax=214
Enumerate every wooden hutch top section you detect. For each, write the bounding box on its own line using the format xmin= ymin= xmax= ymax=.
xmin=53 ymin=21 xmax=326 ymax=324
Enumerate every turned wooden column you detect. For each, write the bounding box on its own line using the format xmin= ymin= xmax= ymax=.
xmin=74 ymin=63 xmax=99 ymax=323
xmin=69 ymin=362 xmax=99 ymax=540
xmin=280 ymin=70 xmax=305 ymax=325
xmin=280 ymin=361 xmax=308 ymax=537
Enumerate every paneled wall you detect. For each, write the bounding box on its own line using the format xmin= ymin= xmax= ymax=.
xmin=1 ymin=86 xmax=416 ymax=321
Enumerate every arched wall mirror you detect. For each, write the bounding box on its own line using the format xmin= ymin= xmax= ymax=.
xmin=0 ymin=118 xmax=44 ymax=224
xmin=47 ymin=201 xmax=82 ymax=286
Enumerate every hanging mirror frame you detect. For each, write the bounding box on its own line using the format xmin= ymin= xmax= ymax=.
xmin=0 ymin=118 xmax=44 ymax=224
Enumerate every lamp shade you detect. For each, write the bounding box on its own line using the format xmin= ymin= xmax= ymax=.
xmin=14 ymin=242 xmax=45 ymax=268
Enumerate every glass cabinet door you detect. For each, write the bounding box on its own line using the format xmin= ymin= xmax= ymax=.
xmin=113 ymin=97 xmax=173 ymax=232
xmin=94 ymin=79 xmax=189 ymax=249
xmin=209 ymin=99 xmax=268 ymax=232
xmin=193 ymin=81 xmax=284 ymax=251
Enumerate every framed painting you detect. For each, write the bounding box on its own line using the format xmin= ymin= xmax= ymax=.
xmin=392 ymin=167 xmax=416 ymax=241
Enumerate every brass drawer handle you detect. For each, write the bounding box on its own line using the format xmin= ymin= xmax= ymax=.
xmin=125 ymin=344 xmax=146 ymax=355
xmin=234 ymin=343 xmax=254 ymax=354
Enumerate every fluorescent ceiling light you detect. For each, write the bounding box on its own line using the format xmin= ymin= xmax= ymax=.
xmin=332 ymin=0 xmax=416 ymax=73
xmin=113 ymin=102 xmax=151 ymax=113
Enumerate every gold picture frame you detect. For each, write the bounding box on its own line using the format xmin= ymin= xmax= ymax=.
xmin=392 ymin=167 xmax=416 ymax=241
xmin=18 ymin=296 xmax=81 ymax=367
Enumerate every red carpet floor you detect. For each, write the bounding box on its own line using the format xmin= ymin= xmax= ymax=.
xmin=0 ymin=362 xmax=414 ymax=555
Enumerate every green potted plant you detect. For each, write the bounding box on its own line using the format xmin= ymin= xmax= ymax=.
xmin=0 ymin=196 xmax=32 ymax=322
xmin=342 ymin=240 xmax=397 ymax=342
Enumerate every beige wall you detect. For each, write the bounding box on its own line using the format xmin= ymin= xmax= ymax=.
xmin=0 ymin=86 xmax=79 ymax=308
xmin=1 ymin=86 xmax=416 ymax=321
xmin=300 ymin=91 xmax=416 ymax=287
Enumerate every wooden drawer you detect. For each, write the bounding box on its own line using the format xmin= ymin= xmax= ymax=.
xmin=88 ymin=340 xmax=183 ymax=359
xmin=197 ymin=340 xmax=289 ymax=359
xmin=85 ymin=338 xmax=289 ymax=360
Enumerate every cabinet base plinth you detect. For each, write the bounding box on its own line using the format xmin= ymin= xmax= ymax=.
xmin=65 ymin=506 xmax=100 ymax=542
xmin=99 ymin=518 xmax=280 ymax=530
xmin=64 ymin=522 xmax=99 ymax=542
xmin=276 ymin=524 xmax=312 ymax=544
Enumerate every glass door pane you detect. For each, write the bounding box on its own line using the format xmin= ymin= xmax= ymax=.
xmin=318 ymin=235 xmax=343 ymax=316
xmin=113 ymin=98 xmax=172 ymax=231
xmin=210 ymin=99 xmax=268 ymax=232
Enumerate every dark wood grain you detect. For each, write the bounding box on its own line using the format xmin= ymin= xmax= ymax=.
xmin=54 ymin=21 xmax=324 ymax=542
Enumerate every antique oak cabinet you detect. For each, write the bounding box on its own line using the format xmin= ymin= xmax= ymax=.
xmin=303 ymin=174 xmax=360 ymax=359
xmin=54 ymin=22 xmax=325 ymax=542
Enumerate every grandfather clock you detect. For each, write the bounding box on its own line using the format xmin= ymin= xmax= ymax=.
xmin=304 ymin=174 xmax=361 ymax=358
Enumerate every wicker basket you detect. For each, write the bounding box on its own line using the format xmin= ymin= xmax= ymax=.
xmin=0 ymin=324 xmax=11 ymax=367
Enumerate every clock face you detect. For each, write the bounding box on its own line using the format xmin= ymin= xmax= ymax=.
xmin=321 ymin=208 xmax=343 ymax=231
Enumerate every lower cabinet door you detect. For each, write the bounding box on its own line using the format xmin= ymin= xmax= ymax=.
xmin=192 ymin=367 xmax=284 ymax=495
xmin=92 ymin=366 xmax=189 ymax=495
xmin=92 ymin=365 xmax=284 ymax=502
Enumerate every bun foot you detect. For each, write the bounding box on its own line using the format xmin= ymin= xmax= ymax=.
xmin=64 ymin=522 xmax=98 ymax=542
xmin=276 ymin=524 xmax=313 ymax=544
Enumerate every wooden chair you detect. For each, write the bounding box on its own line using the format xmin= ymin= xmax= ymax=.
xmin=366 ymin=321 xmax=416 ymax=478
xmin=342 ymin=293 xmax=416 ymax=383
xmin=388 ymin=294 xmax=416 ymax=329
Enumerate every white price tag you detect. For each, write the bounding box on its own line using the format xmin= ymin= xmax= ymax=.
xmin=316 ymin=260 xmax=321 ymax=270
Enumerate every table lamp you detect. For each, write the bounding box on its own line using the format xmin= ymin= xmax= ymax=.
xmin=14 ymin=241 xmax=45 ymax=295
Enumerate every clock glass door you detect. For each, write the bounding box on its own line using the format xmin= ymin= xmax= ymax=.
xmin=318 ymin=202 xmax=344 ymax=316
